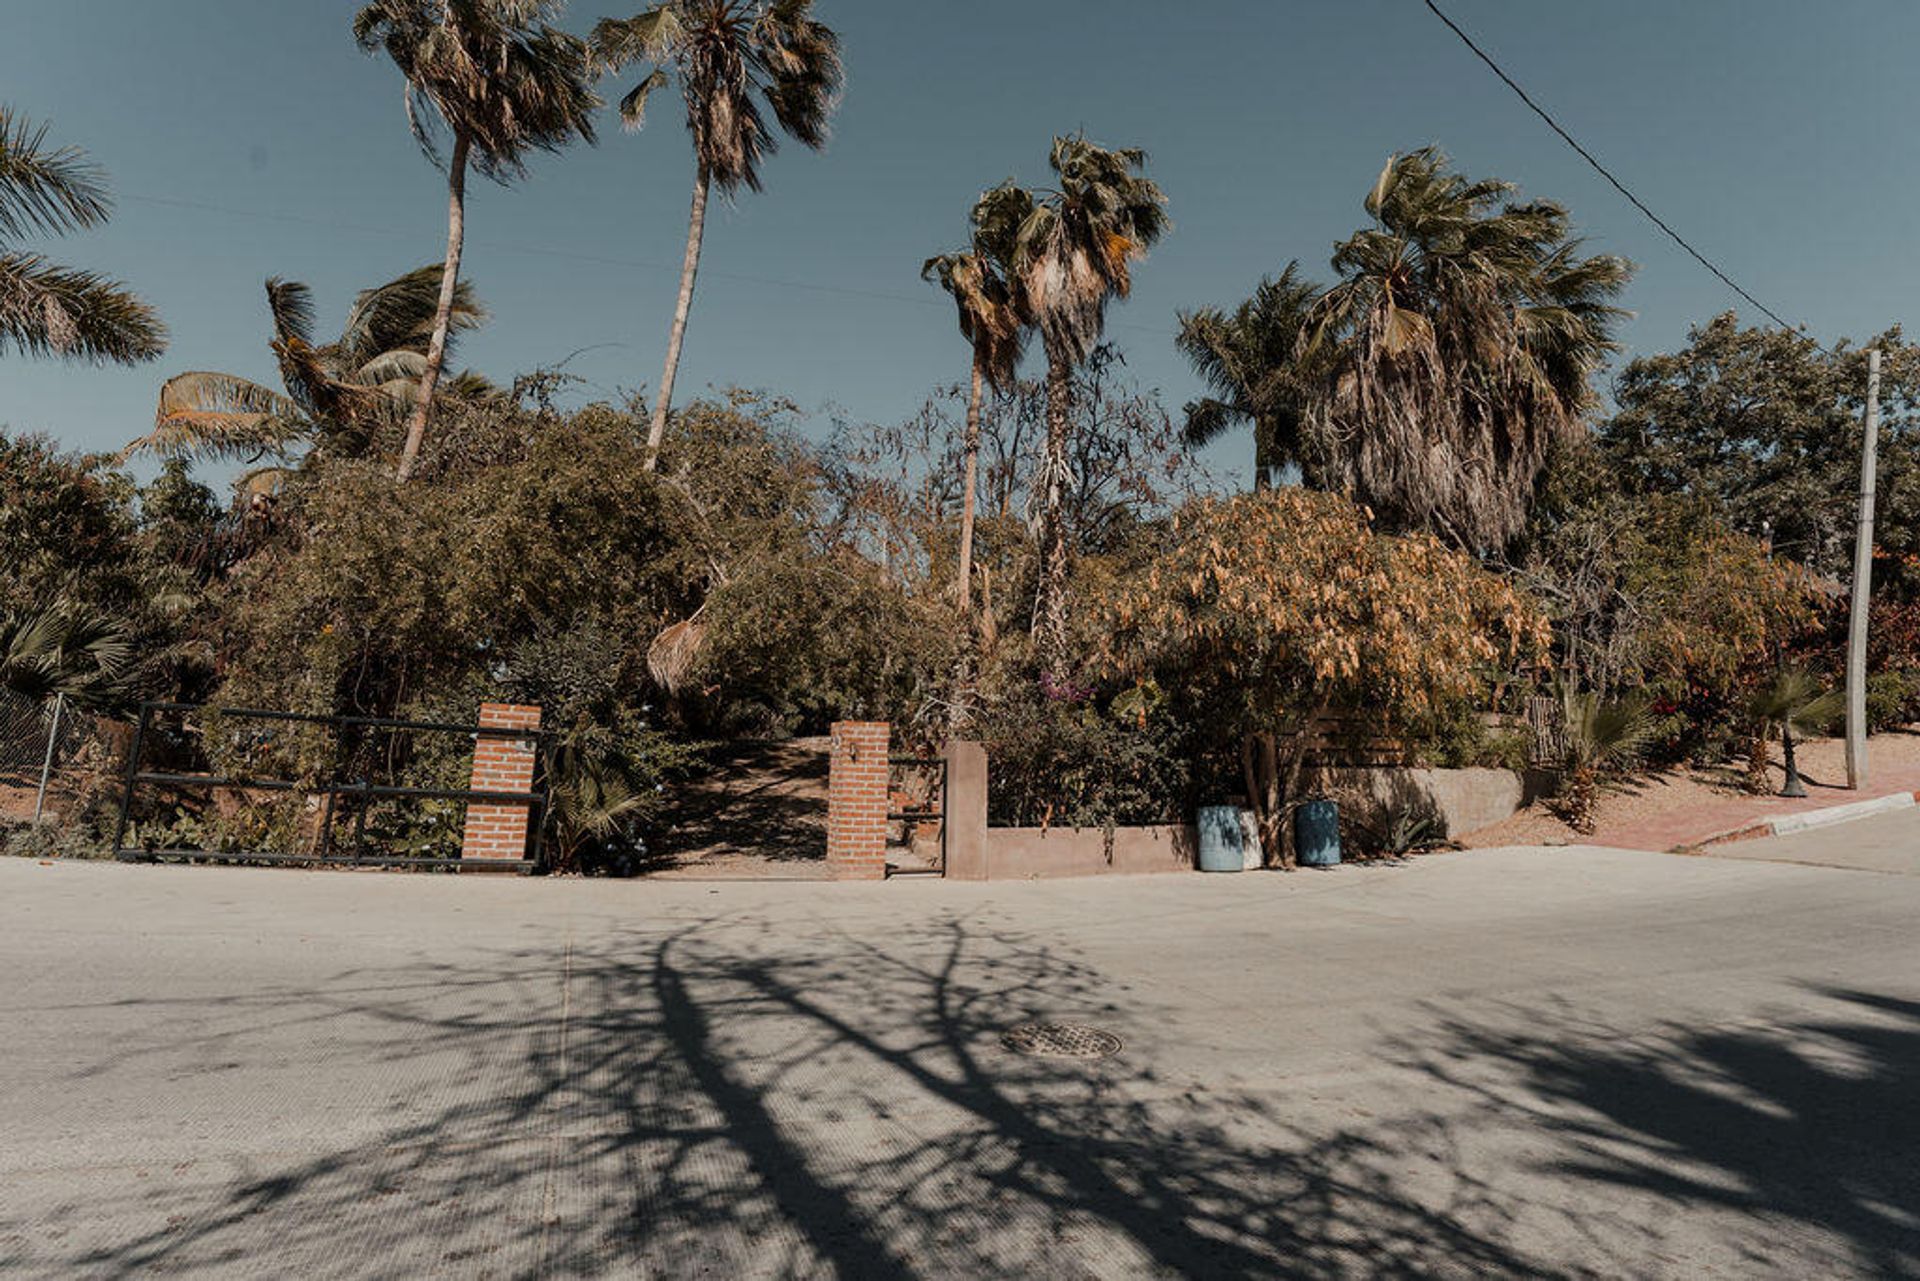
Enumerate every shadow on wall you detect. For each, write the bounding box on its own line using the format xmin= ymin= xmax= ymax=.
xmin=16 ymin=926 xmax=1919 ymax=1275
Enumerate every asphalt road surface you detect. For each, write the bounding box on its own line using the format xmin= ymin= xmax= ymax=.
xmin=3 ymin=820 xmax=1916 ymax=1277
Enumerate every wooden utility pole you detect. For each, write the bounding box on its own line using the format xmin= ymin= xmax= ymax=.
xmin=1844 ymin=348 xmax=1881 ymax=789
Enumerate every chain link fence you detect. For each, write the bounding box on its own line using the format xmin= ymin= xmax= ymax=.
xmin=1 ymin=690 xmax=114 ymax=828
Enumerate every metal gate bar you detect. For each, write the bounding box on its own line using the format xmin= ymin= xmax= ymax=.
xmin=885 ymin=753 xmax=947 ymax=875
xmin=113 ymin=702 xmax=550 ymax=871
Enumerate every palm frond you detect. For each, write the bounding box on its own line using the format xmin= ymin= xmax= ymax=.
xmin=0 ymin=600 xmax=133 ymax=710
xmin=263 ymin=277 xmax=317 ymax=347
xmin=0 ymin=251 xmax=166 ymax=364
xmin=616 ymin=67 xmax=671 ymax=130
xmin=355 ymin=0 xmax=599 ymax=183
xmin=1749 ymin=670 xmax=1845 ymax=737
xmin=0 ymin=107 xmax=112 ymax=240
xmin=597 ymin=0 xmax=839 ymax=193
xmin=589 ymin=7 xmax=682 ymax=70
xmin=351 ymin=348 xmax=430 ymax=387
xmin=1177 ymin=397 xmax=1243 ymax=449
xmin=124 ymin=371 xmax=307 ymax=462
xmin=337 ymin=264 xmax=485 ymax=367
xmin=1560 ymin=684 xmax=1657 ymax=774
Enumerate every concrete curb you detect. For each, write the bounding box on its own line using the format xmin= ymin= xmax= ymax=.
xmin=1681 ymin=789 xmax=1920 ymax=852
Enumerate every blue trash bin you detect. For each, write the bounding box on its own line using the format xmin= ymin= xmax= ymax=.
xmin=1195 ymin=805 xmax=1245 ymax=872
xmin=1294 ymin=799 xmax=1341 ymax=867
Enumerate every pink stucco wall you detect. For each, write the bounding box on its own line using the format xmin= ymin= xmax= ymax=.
xmin=980 ymin=824 xmax=1197 ymax=879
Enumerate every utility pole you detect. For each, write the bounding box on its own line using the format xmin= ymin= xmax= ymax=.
xmin=1844 ymin=348 xmax=1881 ymax=790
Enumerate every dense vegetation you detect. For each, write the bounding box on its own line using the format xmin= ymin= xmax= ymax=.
xmin=6 ymin=1 xmax=1917 ymax=869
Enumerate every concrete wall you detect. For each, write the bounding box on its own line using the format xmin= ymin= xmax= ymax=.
xmin=943 ymin=741 xmax=1197 ymax=881
xmin=1300 ymin=765 xmax=1542 ymax=839
xmin=939 ymin=737 xmax=1533 ymax=881
xmin=978 ymin=824 xmax=1198 ymax=880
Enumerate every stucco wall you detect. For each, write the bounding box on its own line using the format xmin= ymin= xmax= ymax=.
xmin=1300 ymin=765 xmax=1542 ymax=839
xmin=980 ymin=824 xmax=1197 ymax=879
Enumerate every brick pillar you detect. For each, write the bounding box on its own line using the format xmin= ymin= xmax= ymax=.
xmin=461 ymin=703 xmax=542 ymax=863
xmin=827 ymin=721 xmax=889 ymax=880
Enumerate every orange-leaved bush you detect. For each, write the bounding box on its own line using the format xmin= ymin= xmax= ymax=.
xmin=1098 ymin=488 xmax=1548 ymax=865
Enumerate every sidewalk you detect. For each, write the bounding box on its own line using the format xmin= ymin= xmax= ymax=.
xmin=1599 ymin=762 xmax=1920 ymax=852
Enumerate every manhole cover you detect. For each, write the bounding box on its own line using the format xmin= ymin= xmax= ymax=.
xmin=1000 ymin=1022 xmax=1122 ymax=1059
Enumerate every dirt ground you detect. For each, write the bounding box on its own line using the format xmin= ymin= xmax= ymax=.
xmin=1460 ymin=727 xmax=1920 ymax=849
xmin=643 ymin=737 xmax=834 ymax=878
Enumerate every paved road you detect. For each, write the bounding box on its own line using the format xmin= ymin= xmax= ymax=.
xmin=3 ymin=825 xmax=1917 ymax=1278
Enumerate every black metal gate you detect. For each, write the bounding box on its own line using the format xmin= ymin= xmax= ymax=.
xmin=113 ymin=702 xmax=550 ymax=871
xmin=886 ymin=753 xmax=946 ymax=876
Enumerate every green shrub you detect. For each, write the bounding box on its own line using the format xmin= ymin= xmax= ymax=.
xmin=3 ymin=821 xmax=110 ymax=860
xmin=1866 ymin=669 xmax=1920 ymax=732
xmin=977 ymin=678 xmax=1196 ymax=828
xmin=1411 ymin=701 xmax=1534 ymax=772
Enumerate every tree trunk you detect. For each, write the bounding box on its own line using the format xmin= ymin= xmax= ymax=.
xmin=956 ymin=357 xmax=984 ymax=613
xmin=1034 ymin=349 xmax=1073 ymax=673
xmin=1252 ymin=416 xmax=1272 ymax=491
xmin=1243 ymin=729 xmax=1304 ymax=869
xmin=1745 ymin=731 xmax=1770 ymax=794
xmin=395 ymin=131 xmax=469 ymax=483
xmin=645 ymin=165 xmax=709 ymax=472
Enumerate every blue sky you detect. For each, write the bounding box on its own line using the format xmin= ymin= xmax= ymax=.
xmin=4 ymin=1 xmax=1917 ymax=486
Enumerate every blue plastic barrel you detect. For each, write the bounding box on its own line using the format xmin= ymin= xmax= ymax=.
xmin=1195 ymin=805 xmax=1245 ymax=872
xmin=1295 ymin=799 xmax=1341 ymax=867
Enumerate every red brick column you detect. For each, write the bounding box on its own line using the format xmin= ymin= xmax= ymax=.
xmin=461 ymin=703 xmax=542 ymax=863
xmin=827 ymin=721 xmax=889 ymax=880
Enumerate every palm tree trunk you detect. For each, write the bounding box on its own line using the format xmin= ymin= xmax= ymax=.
xmin=1034 ymin=351 xmax=1073 ymax=673
xmin=956 ymin=357 xmax=984 ymax=612
xmin=395 ymin=131 xmax=469 ymax=484
xmin=1252 ymin=417 xmax=1273 ymax=491
xmin=645 ymin=165 xmax=709 ymax=472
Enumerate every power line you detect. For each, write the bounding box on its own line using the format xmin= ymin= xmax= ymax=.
xmin=119 ymin=190 xmax=1179 ymax=338
xmin=1422 ymin=0 xmax=1801 ymax=334
xmin=121 ymin=191 xmax=950 ymax=311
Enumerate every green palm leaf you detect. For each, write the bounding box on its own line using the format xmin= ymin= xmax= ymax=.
xmin=0 ymin=107 xmax=111 ymax=240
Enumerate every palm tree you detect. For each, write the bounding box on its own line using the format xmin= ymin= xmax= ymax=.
xmin=0 ymin=107 xmax=165 ymax=364
xmin=591 ymin=0 xmax=843 ymax=471
xmin=1551 ymin=684 xmax=1656 ymax=834
xmin=1747 ymin=669 xmax=1843 ymax=798
xmin=922 ymin=207 xmax=1025 ymax=612
xmin=1 ymin=602 xmax=132 ymax=710
xmin=1303 ymin=147 xmax=1631 ymax=549
xmin=353 ymin=0 xmax=596 ymax=482
xmin=123 ymin=267 xmax=488 ymax=468
xmin=1001 ymin=135 xmax=1168 ymax=671
xmin=1174 ymin=262 xmax=1320 ymax=489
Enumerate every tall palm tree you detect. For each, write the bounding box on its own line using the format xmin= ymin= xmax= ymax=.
xmin=922 ymin=208 xmax=1025 ymax=612
xmin=591 ymin=0 xmax=843 ymax=471
xmin=0 ymin=107 xmax=165 ymax=364
xmin=353 ymin=0 xmax=596 ymax=482
xmin=1174 ymin=262 xmax=1320 ymax=489
xmin=123 ymin=267 xmax=488 ymax=466
xmin=1000 ymin=135 xmax=1168 ymax=671
xmin=1303 ymin=147 xmax=1631 ymax=549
